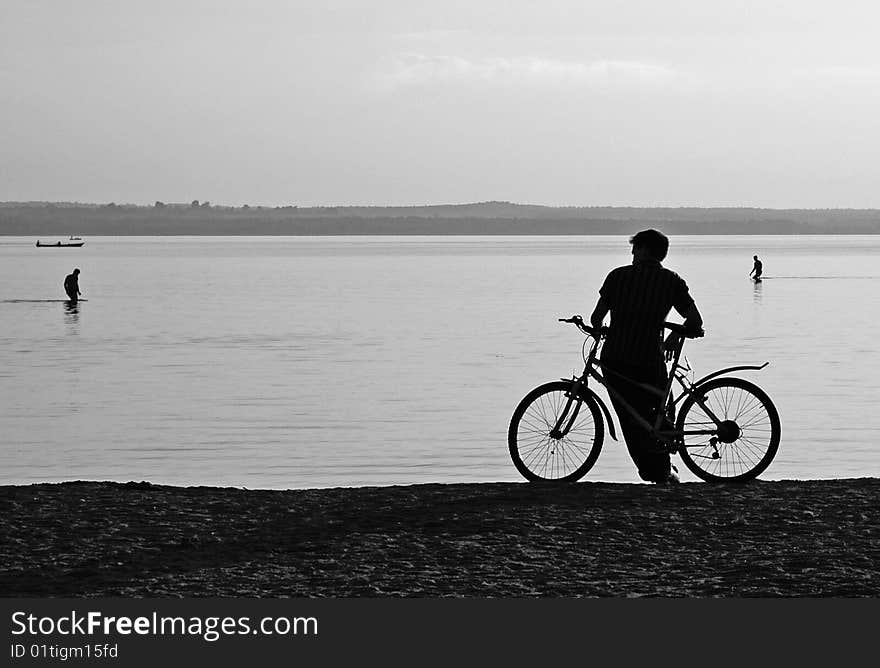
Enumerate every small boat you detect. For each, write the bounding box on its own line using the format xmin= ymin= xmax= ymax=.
xmin=36 ymin=239 xmax=84 ymax=247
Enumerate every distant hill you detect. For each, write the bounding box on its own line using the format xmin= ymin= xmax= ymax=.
xmin=1 ymin=201 xmax=879 ymax=235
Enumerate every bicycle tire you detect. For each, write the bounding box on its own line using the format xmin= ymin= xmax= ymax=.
xmin=676 ymin=377 xmax=781 ymax=482
xmin=508 ymin=381 xmax=604 ymax=482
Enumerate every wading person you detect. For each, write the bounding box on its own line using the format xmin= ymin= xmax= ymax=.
xmin=64 ymin=268 xmax=81 ymax=303
xmin=590 ymin=230 xmax=703 ymax=484
xmin=750 ymin=255 xmax=763 ymax=282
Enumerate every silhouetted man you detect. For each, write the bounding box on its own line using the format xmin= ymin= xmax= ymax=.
xmin=750 ymin=255 xmax=763 ymax=282
xmin=590 ymin=229 xmax=703 ymax=484
xmin=64 ymin=268 xmax=81 ymax=303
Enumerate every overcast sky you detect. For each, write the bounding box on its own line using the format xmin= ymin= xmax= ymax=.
xmin=3 ymin=1 xmax=880 ymax=207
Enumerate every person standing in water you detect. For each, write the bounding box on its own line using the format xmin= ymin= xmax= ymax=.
xmin=750 ymin=255 xmax=763 ymax=282
xmin=64 ymin=268 xmax=81 ymax=303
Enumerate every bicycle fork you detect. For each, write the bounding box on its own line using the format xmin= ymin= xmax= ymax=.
xmin=549 ymin=378 xmax=586 ymax=439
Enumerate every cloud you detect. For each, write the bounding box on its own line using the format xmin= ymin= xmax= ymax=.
xmin=372 ymin=53 xmax=680 ymax=90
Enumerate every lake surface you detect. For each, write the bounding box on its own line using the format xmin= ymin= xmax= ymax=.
xmin=1 ymin=235 xmax=878 ymax=488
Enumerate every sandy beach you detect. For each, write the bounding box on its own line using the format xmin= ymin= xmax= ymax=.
xmin=1 ymin=478 xmax=877 ymax=597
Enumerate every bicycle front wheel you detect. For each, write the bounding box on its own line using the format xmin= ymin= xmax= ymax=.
xmin=508 ymin=381 xmax=604 ymax=482
xmin=676 ymin=377 xmax=781 ymax=482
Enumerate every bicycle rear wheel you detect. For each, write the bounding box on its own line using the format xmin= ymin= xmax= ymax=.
xmin=508 ymin=381 xmax=604 ymax=482
xmin=676 ymin=377 xmax=780 ymax=482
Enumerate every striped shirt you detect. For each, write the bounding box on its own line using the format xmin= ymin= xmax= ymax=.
xmin=599 ymin=259 xmax=695 ymax=365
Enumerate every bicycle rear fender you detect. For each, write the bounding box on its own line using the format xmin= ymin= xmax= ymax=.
xmin=693 ymin=362 xmax=769 ymax=388
xmin=562 ymin=381 xmax=618 ymax=441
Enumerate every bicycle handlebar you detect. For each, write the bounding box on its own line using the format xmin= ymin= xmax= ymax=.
xmin=559 ymin=316 xmax=704 ymax=339
xmin=663 ymin=321 xmax=705 ymax=339
xmin=558 ymin=315 xmax=603 ymax=338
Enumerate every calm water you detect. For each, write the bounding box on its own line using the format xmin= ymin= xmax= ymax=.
xmin=1 ymin=235 xmax=878 ymax=488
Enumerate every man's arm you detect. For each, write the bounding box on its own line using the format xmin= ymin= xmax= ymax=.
xmin=665 ymin=302 xmax=704 ymax=360
xmin=590 ymin=297 xmax=609 ymax=330
xmin=681 ymin=303 xmax=703 ymax=335
xmin=672 ymin=277 xmax=702 ymax=335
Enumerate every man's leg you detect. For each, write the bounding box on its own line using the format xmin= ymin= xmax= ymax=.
xmin=603 ymin=359 xmax=671 ymax=482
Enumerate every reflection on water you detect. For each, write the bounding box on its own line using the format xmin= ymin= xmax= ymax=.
xmin=752 ymin=280 xmax=763 ymax=304
xmin=63 ymin=301 xmax=80 ymax=328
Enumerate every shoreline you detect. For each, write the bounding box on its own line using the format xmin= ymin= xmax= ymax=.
xmin=1 ymin=478 xmax=878 ymax=597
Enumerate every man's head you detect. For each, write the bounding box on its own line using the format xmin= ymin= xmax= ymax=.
xmin=73 ymin=268 xmax=80 ymax=275
xmin=753 ymin=255 xmax=758 ymax=261
xmin=629 ymin=229 xmax=669 ymax=262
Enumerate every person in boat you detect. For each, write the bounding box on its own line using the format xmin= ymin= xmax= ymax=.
xmin=64 ymin=268 xmax=81 ymax=303
xmin=589 ymin=229 xmax=704 ymax=485
xmin=750 ymin=255 xmax=763 ymax=282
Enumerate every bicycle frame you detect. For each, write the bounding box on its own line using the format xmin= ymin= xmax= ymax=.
xmin=552 ymin=327 xmax=769 ymax=451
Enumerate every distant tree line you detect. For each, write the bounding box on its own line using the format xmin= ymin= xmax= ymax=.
xmin=1 ymin=202 xmax=879 ymax=235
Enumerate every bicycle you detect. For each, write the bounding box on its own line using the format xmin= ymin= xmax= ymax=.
xmin=508 ymin=316 xmax=781 ymax=483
